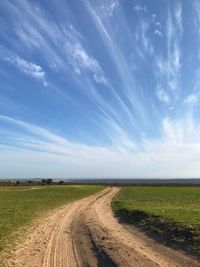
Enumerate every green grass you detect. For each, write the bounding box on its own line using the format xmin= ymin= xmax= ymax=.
xmin=112 ymin=186 xmax=200 ymax=257
xmin=113 ymin=186 xmax=200 ymax=225
xmin=0 ymin=185 xmax=104 ymax=254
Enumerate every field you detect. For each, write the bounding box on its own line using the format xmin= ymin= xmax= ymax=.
xmin=112 ymin=186 xmax=200 ymax=257
xmin=0 ymin=185 xmax=104 ymax=256
xmin=1 ymin=186 xmax=199 ymax=267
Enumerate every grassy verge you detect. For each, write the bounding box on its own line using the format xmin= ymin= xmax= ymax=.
xmin=112 ymin=186 xmax=200 ymax=258
xmin=0 ymin=185 xmax=104 ymax=262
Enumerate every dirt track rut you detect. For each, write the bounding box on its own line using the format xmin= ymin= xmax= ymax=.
xmin=14 ymin=187 xmax=200 ymax=267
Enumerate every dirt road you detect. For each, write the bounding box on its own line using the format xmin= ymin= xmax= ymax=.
xmin=14 ymin=187 xmax=200 ymax=267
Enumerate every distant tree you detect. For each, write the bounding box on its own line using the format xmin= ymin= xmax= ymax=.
xmin=42 ymin=179 xmax=47 ymax=184
xmin=28 ymin=180 xmax=32 ymax=184
xmin=58 ymin=180 xmax=64 ymax=185
xmin=46 ymin=178 xmax=53 ymax=185
xmin=16 ymin=180 xmax=20 ymax=186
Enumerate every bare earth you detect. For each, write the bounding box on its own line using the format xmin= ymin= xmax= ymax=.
xmin=13 ymin=187 xmax=200 ymax=267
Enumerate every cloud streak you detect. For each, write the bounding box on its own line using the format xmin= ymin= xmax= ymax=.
xmin=6 ymin=56 xmax=45 ymax=80
xmin=1 ymin=114 xmax=200 ymax=178
xmin=1 ymin=0 xmax=200 ymax=178
xmin=0 ymin=45 xmax=46 ymax=85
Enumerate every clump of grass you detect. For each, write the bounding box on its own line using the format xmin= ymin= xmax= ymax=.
xmin=112 ymin=186 xmax=200 ymax=258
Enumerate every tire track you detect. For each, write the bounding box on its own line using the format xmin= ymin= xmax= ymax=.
xmin=14 ymin=187 xmax=200 ymax=267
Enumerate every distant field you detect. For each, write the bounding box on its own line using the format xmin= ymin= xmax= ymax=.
xmin=112 ymin=186 xmax=200 ymax=257
xmin=0 ymin=185 xmax=104 ymax=254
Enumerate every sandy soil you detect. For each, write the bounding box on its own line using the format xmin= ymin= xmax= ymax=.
xmin=12 ymin=187 xmax=200 ymax=267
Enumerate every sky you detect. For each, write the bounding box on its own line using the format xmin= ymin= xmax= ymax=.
xmin=0 ymin=0 xmax=200 ymax=178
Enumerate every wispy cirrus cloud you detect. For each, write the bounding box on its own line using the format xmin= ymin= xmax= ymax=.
xmin=5 ymin=56 xmax=45 ymax=80
xmin=2 ymin=0 xmax=200 ymax=178
xmin=174 ymin=1 xmax=183 ymax=32
xmin=1 ymin=114 xmax=200 ymax=178
xmin=3 ymin=0 xmax=106 ymax=87
xmin=133 ymin=5 xmax=147 ymax=12
xmin=156 ymin=89 xmax=171 ymax=105
xmin=154 ymin=1 xmax=182 ymax=109
xmin=151 ymin=14 xmax=162 ymax=27
xmin=151 ymin=14 xmax=163 ymax=37
xmin=64 ymin=41 xmax=107 ymax=85
xmin=166 ymin=3 xmax=182 ymax=86
xmin=100 ymin=0 xmax=119 ymax=17
xmin=136 ymin=19 xmax=154 ymax=55
xmin=0 ymin=45 xmax=47 ymax=85
xmin=184 ymin=94 xmax=199 ymax=106
xmin=154 ymin=29 xmax=163 ymax=38
xmin=83 ymin=0 xmax=148 ymax=126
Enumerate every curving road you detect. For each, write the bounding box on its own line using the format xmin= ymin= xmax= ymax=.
xmin=14 ymin=187 xmax=200 ymax=267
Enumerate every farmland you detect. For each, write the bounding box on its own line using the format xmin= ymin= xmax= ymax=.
xmin=0 ymin=185 xmax=104 ymax=259
xmin=1 ymin=186 xmax=199 ymax=267
xmin=112 ymin=186 xmax=200 ymax=257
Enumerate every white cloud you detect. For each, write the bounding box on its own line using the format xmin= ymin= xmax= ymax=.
xmin=141 ymin=20 xmax=151 ymax=50
xmin=83 ymin=0 xmax=146 ymax=122
xmin=9 ymin=0 xmax=106 ymax=87
xmin=6 ymin=56 xmax=45 ymax=80
xmin=155 ymin=56 xmax=168 ymax=75
xmin=151 ymin=14 xmax=156 ymax=22
xmin=133 ymin=5 xmax=147 ymax=12
xmin=0 ymin=1 xmax=200 ymax=177
xmin=156 ymin=89 xmax=170 ymax=104
xmin=103 ymin=118 xmax=137 ymax=153
xmin=1 ymin=115 xmax=200 ymax=178
xmin=167 ymin=9 xmax=175 ymax=44
xmin=173 ymin=43 xmax=181 ymax=73
xmin=0 ymin=115 xmax=68 ymax=145
xmin=154 ymin=30 xmax=163 ymax=38
xmin=154 ymin=7 xmax=182 ymax=98
xmin=71 ymin=44 xmax=99 ymax=71
xmin=193 ymin=0 xmax=200 ymax=17
xmin=174 ymin=1 xmax=183 ymax=32
xmin=155 ymin=54 xmax=180 ymax=93
xmin=0 ymin=45 xmax=47 ymax=85
xmin=0 ymin=115 xmax=124 ymax=172
xmin=16 ymin=22 xmax=66 ymax=72
xmin=101 ymin=0 xmax=119 ymax=16
xmin=155 ymin=21 xmax=161 ymax=28
xmin=162 ymin=117 xmax=182 ymax=142
xmin=65 ymin=42 xmax=107 ymax=84
xmin=135 ymin=20 xmax=154 ymax=55
xmin=5 ymin=0 xmax=133 ymax=127
xmin=151 ymin=14 xmax=162 ymax=28
xmin=93 ymin=73 xmax=107 ymax=84
xmin=184 ymin=94 xmax=199 ymax=105
xmin=109 ymin=0 xmax=119 ymax=14
xmin=157 ymin=45 xmax=181 ymax=86
xmin=161 ymin=116 xmax=200 ymax=144
xmin=192 ymin=0 xmax=200 ymax=33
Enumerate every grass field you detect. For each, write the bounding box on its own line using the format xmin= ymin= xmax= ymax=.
xmin=0 ymin=185 xmax=104 ymax=255
xmin=112 ymin=186 xmax=200 ymax=257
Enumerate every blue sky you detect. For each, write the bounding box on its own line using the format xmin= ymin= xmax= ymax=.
xmin=1 ymin=0 xmax=200 ymax=178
